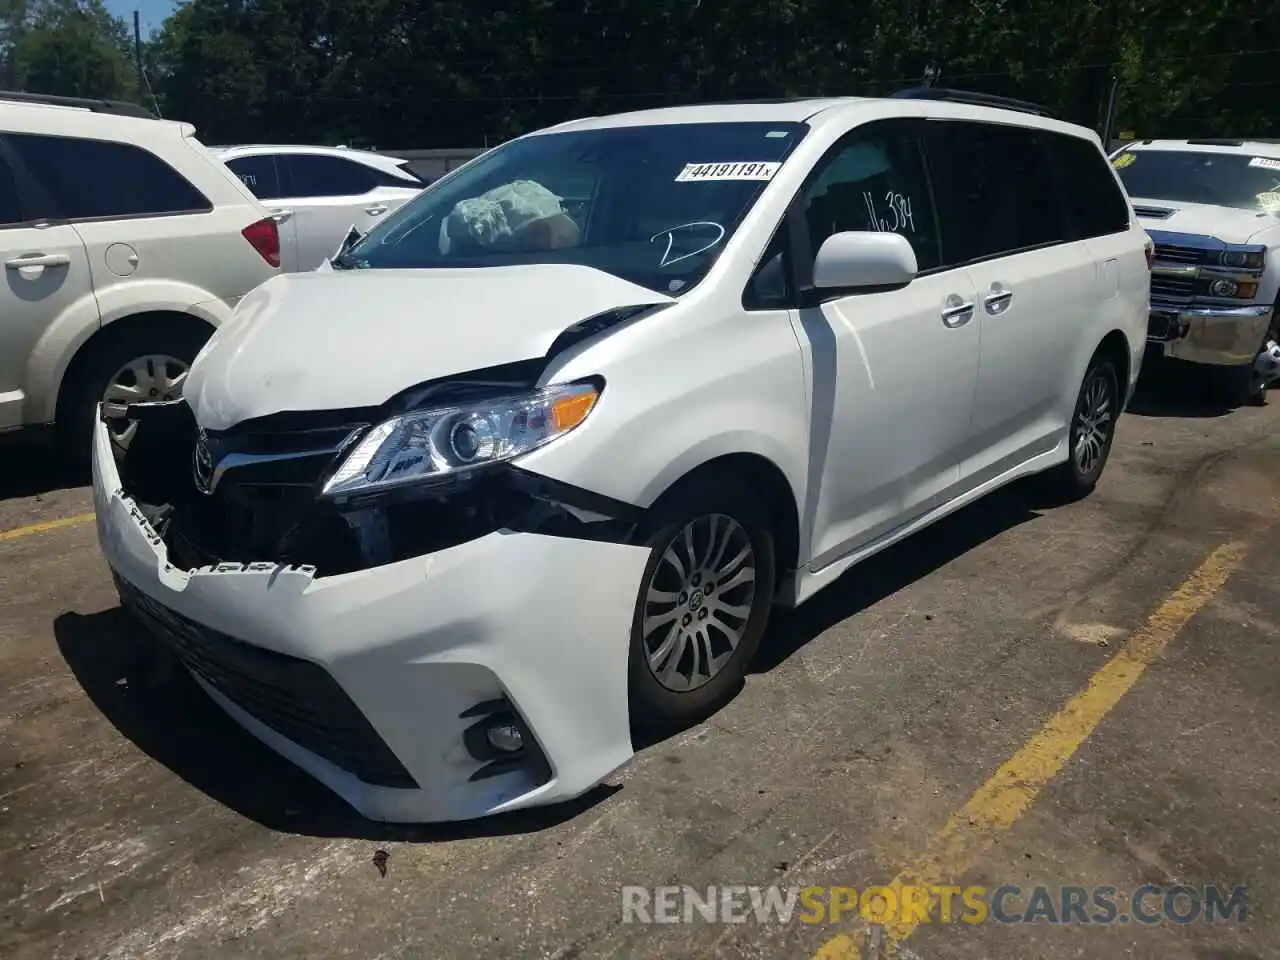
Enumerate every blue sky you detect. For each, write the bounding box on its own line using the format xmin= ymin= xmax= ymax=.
xmin=104 ymin=0 xmax=176 ymax=38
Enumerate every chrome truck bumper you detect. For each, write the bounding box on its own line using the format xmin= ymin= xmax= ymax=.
xmin=1146 ymin=303 xmax=1274 ymax=367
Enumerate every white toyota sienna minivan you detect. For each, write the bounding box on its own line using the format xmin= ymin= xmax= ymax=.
xmin=91 ymin=89 xmax=1150 ymax=823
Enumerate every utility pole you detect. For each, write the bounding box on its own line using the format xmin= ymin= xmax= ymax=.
xmin=133 ymin=11 xmax=144 ymax=99
xmin=1100 ymin=75 xmax=1120 ymax=151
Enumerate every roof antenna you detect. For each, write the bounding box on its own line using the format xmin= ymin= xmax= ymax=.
xmin=133 ymin=10 xmax=162 ymax=118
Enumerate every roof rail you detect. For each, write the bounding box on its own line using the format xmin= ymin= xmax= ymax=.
xmin=890 ymin=87 xmax=1054 ymax=118
xmin=0 ymin=90 xmax=157 ymax=119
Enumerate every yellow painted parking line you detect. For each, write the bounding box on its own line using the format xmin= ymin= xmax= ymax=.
xmin=0 ymin=512 xmax=96 ymax=542
xmin=815 ymin=539 xmax=1250 ymax=960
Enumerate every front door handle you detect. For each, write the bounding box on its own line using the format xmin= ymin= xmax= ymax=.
xmin=941 ymin=295 xmax=975 ymax=328
xmin=6 ymin=253 xmax=71 ymax=269
xmin=984 ymin=284 xmax=1014 ymax=315
xmin=268 ymin=208 xmax=294 ymax=223
xmin=364 ymin=204 xmax=388 ymax=216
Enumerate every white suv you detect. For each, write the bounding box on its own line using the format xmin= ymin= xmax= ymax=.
xmin=0 ymin=92 xmax=280 ymax=463
xmin=1111 ymin=138 xmax=1280 ymax=404
xmin=213 ymin=145 xmax=425 ymax=272
xmin=93 ymin=90 xmax=1149 ymax=823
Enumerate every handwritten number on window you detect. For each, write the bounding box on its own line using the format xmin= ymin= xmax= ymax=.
xmin=861 ymin=191 xmax=915 ymax=235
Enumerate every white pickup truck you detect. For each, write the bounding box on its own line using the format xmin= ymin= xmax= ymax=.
xmin=1111 ymin=138 xmax=1280 ymax=405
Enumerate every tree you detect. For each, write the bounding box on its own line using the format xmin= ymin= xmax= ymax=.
xmin=2 ymin=0 xmax=136 ymax=99
xmin=143 ymin=0 xmax=1280 ymax=146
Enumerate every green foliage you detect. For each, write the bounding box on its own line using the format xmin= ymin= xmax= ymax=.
xmin=1 ymin=0 xmax=136 ymax=97
xmin=4 ymin=0 xmax=1277 ymax=146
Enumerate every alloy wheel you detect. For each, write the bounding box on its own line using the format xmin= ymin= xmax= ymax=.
xmin=1073 ymin=371 xmax=1113 ymax=477
xmin=641 ymin=513 xmax=757 ymax=693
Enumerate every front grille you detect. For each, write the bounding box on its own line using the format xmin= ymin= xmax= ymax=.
xmin=1153 ymin=243 xmax=1211 ymax=265
xmin=170 ymin=413 xmax=370 ymax=572
xmin=117 ymin=576 xmax=418 ymax=789
xmin=1150 ymin=275 xmax=1197 ymax=299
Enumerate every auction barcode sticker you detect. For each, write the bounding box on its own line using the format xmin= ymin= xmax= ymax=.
xmin=1248 ymin=156 xmax=1280 ymax=171
xmin=675 ymin=161 xmax=781 ymax=182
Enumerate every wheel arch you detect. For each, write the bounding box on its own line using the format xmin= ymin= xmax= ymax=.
xmin=641 ymin=451 xmax=802 ymax=596
xmin=1095 ymin=328 xmax=1132 ymax=403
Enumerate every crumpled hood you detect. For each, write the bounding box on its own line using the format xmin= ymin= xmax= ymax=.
xmin=1131 ymin=197 xmax=1278 ymax=244
xmin=184 ymin=265 xmax=673 ymax=431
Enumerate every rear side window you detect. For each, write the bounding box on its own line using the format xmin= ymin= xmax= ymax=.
xmin=1043 ymin=132 xmax=1131 ymax=239
xmin=226 ymin=154 xmax=284 ymax=200
xmin=926 ymin=120 xmax=1068 ymax=265
xmin=280 ymin=155 xmax=378 ymax=197
xmin=6 ymin=133 xmax=211 ymax=220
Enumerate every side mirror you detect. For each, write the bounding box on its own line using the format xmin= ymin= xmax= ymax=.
xmin=812 ymin=231 xmax=918 ymax=291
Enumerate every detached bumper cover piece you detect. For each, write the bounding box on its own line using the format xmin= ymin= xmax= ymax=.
xmin=1147 ymin=303 xmax=1273 ymax=367
xmin=91 ymin=412 xmax=651 ymax=823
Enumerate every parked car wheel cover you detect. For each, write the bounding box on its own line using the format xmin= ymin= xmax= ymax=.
xmin=102 ymin=354 xmax=190 ymax=451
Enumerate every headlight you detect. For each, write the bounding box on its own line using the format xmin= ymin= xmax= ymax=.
xmin=1220 ymin=248 xmax=1265 ymax=269
xmin=322 ymin=380 xmax=601 ymax=497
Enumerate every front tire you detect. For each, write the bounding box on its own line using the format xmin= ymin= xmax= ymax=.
xmin=1042 ymin=355 xmax=1120 ymax=500
xmin=628 ymin=478 xmax=776 ymax=735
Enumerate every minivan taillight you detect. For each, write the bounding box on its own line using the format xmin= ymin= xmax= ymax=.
xmin=242 ymin=217 xmax=281 ymax=268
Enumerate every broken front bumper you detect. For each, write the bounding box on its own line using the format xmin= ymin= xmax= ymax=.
xmin=1147 ymin=303 xmax=1273 ymax=367
xmin=90 ymin=412 xmax=650 ymax=823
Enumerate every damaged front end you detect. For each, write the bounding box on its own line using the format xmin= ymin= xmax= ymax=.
xmin=111 ymin=360 xmax=642 ymax=577
xmin=94 ymin=362 xmax=656 ymax=822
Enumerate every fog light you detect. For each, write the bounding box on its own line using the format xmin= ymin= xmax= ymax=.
xmin=486 ymin=722 xmax=524 ymax=753
xmin=1210 ymin=278 xmax=1238 ymax=297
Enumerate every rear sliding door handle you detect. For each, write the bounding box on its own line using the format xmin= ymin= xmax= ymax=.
xmin=984 ymin=285 xmax=1014 ymax=314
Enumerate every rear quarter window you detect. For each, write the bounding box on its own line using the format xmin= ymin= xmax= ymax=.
xmin=1042 ymin=132 xmax=1131 ymax=239
xmin=5 ymin=133 xmax=212 ymax=220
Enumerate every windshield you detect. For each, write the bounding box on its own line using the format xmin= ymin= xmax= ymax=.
xmin=335 ymin=121 xmax=808 ymax=294
xmin=1114 ymin=149 xmax=1280 ymax=213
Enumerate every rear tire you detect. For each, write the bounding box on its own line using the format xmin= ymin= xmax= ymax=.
xmin=628 ymin=477 xmax=776 ymax=735
xmin=58 ymin=323 xmax=211 ymax=472
xmin=1041 ymin=355 xmax=1120 ymax=501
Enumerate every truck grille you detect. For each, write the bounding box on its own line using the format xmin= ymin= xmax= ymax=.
xmin=117 ymin=576 xmax=418 ymax=789
xmin=1152 ymin=243 xmax=1210 ymax=266
xmin=1150 ymin=275 xmax=1197 ymax=299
